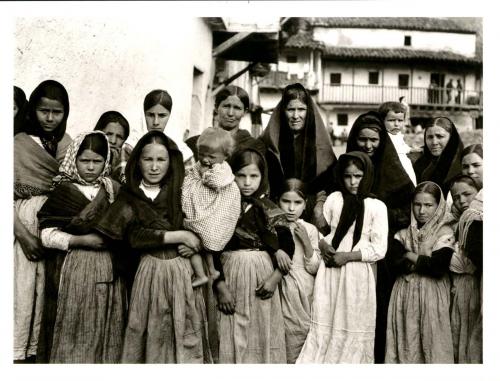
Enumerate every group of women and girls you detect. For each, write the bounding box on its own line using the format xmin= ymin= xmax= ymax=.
xmin=13 ymin=79 xmax=483 ymax=364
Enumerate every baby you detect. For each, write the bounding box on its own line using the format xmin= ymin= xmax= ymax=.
xmin=181 ymin=127 xmax=241 ymax=287
xmin=378 ymin=101 xmax=417 ymax=186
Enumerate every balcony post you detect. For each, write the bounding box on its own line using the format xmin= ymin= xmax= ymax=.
xmin=315 ymin=49 xmax=323 ymax=101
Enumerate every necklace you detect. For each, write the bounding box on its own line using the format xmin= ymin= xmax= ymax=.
xmin=140 ymin=180 xmax=160 ymax=190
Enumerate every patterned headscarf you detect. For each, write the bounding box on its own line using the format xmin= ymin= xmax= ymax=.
xmin=457 ymin=189 xmax=483 ymax=252
xmin=52 ymin=130 xmax=115 ymax=203
xmin=407 ymin=181 xmax=453 ymax=255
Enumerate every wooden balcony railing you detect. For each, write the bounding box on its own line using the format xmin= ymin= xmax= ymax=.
xmin=321 ymin=84 xmax=483 ymax=107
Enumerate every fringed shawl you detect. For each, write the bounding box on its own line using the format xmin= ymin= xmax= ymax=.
xmin=14 ymin=132 xmax=72 ymax=199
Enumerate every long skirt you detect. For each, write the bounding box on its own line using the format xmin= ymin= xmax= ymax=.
xmin=218 ymin=249 xmax=286 ymax=364
xmin=279 ymin=265 xmax=315 ymax=363
xmin=385 ymin=273 xmax=454 ymax=363
xmin=14 ymin=196 xmax=46 ymax=360
xmin=49 ymin=249 xmax=127 ymax=363
xmin=121 ymin=254 xmax=207 ymax=364
xmin=297 ymin=261 xmax=377 ymax=364
xmin=450 ymin=273 xmax=482 ymax=363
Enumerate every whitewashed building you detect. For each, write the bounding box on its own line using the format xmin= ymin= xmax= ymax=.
xmin=258 ymin=17 xmax=483 ymax=138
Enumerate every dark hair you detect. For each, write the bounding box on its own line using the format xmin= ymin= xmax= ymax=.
xmin=25 ymin=79 xmax=70 ymax=141
xmin=424 ymin=116 xmax=454 ymax=134
xmin=344 ymin=157 xmax=365 ymax=173
xmin=413 ymin=181 xmax=441 ymax=204
xmin=77 ymin=133 xmax=108 ymax=160
xmin=449 ymin=174 xmax=480 ymax=192
xmin=143 ymin=89 xmax=173 ymax=113
xmin=214 ymin=85 xmax=250 ymax=111
xmin=461 ymin=143 xmax=483 ymax=161
xmin=14 ymin=86 xmax=27 ymax=135
xmin=282 ymin=83 xmax=308 ymax=108
xmin=230 ymin=149 xmax=264 ymax=176
xmin=378 ymin=101 xmax=406 ymax=120
xmin=94 ymin=110 xmax=130 ymax=140
xmin=280 ymin=178 xmax=307 ymax=201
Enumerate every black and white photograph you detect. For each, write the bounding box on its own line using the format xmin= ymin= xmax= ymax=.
xmin=2 ymin=0 xmax=498 ymax=379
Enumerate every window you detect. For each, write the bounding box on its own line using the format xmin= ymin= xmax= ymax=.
xmin=404 ymin=35 xmax=412 ymax=46
xmin=337 ymin=113 xmax=348 ymax=126
xmin=330 ymin=73 xmax=341 ymax=86
xmin=368 ymin=71 xmax=379 ymax=85
xmin=286 ymin=55 xmax=298 ymax=63
xmin=398 ymin=74 xmax=410 ymax=88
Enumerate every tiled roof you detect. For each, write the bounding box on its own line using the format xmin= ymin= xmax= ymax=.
xmin=305 ymin=17 xmax=478 ymax=34
xmin=283 ymin=31 xmax=324 ymax=49
xmin=322 ymin=46 xmax=481 ymax=64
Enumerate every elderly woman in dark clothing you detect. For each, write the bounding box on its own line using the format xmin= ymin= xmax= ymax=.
xmin=260 ymin=83 xmax=337 ymax=227
xmin=186 ymin=85 xmax=266 ymax=159
xmin=345 ymin=111 xmax=415 ymax=363
xmin=414 ymin=117 xmax=464 ymax=198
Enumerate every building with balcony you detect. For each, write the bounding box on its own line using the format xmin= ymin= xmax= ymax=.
xmin=258 ymin=17 xmax=483 ymax=139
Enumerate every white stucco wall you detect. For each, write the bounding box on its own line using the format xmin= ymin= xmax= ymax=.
xmin=314 ymin=27 xmax=476 ymax=57
xmin=15 ymin=17 xmax=213 ymax=145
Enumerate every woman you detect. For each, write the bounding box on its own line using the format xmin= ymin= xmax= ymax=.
xmin=461 ymin=144 xmax=483 ymax=189
xmin=117 ymin=89 xmax=195 ymax=181
xmin=297 ymin=152 xmax=388 ymax=363
xmin=37 ymin=131 xmax=126 ymax=363
xmin=413 ymin=117 xmax=464 ymax=198
xmin=385 ymin=181 xmax=455 ymax=363
xmin=185 ymin=85 xmax=266 ymax=160
xmin=260 ymin=83 xmax=337 ymax=226
xmin=96 ymin=131 xmax=210 ymax=363
xmin=449 ymin=176 xmax=482 ymax=363
xmin=14 ymin=85 xmax=28 ymax=136
xmin=345 ymin=111 xmax=415 ymax=363
xmin=14 ymin=80 xmax=72 ymax=362
xmin=93 ymin=110 xmax=130 ymax=183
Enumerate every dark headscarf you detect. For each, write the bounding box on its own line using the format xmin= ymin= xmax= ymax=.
xmin=260 ymin=83 xmax=337 ymax=196
xmin=346 ymin=111 xmax=415 ymax=201
xmin=14 ymin=86 xmax=27 ymax=136
xmin=93 ymin=110 xmax=130 ymax=141
xmin=23 ymin=80 xmax=70 ymax=157
xmin=331 ymin=151 xmax=375 ymax=251
xmin=121 ymin=130 xmax=184 ymax=230
xmin=414 ymin=117 xmax=463 ymax=197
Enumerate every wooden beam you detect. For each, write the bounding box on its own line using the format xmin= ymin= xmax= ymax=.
xmin=213 ymin=32 xmax=252 ymax=57
xmin=211 ymin=62 xmax=257 ymax=96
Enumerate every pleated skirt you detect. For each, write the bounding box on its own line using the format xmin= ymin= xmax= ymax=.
xmin=385 ymin=273 xmax=454 ymax=363
xmin=218 ymin=249 xmax=286 ymax=364
xmin=14 ymin=196 xmax=46 ymax=360
xmin=450 ymin=273 xmax=482 ymax=363
xmin=50 ymin=249 xmax=127 ymax=363
xmin=121 ymin=254 xmax=207 ymax=364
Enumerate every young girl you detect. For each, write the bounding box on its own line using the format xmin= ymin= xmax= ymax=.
xmin=297 ymin=151 xmax=388 ymax=364
xmin=449 ymin=176 xmax=481 ymax=363
xmin=37 ymin=131 xmax=126 ymax=363
xmin=276 ymin=178 xmax=321 ymax=363
xmin=385 ymin=181 xmax=455 ymax=363
xmin=215 ymin=148 xmax=287 ymax=363
xmin=182 ymin=127 xmax=241 ymax=287
xmin=14 ymin=80 xmax=72 ymax=362
xmin=96 ymin=130 xmax=210 ymax=363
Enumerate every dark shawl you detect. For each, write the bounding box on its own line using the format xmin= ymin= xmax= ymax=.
xmin=23 ymin=80 xmax=70 ymax=158
xmin=414 ymin=120 xmax=464 ymax=197
xmin=14 ymin=85 xmax=27 ymax=136
xmin=186 ymin=128 xmax=266 ymax=161
xmin=260 ymin=83 xmax=337 ymax=199
xmin=346 ymin=111 xmax=414 ymax=231
xmin=96 ymin=130 xmax=185 ymax=241
xmin=331 ymin=151 xmax=375 ymax=251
